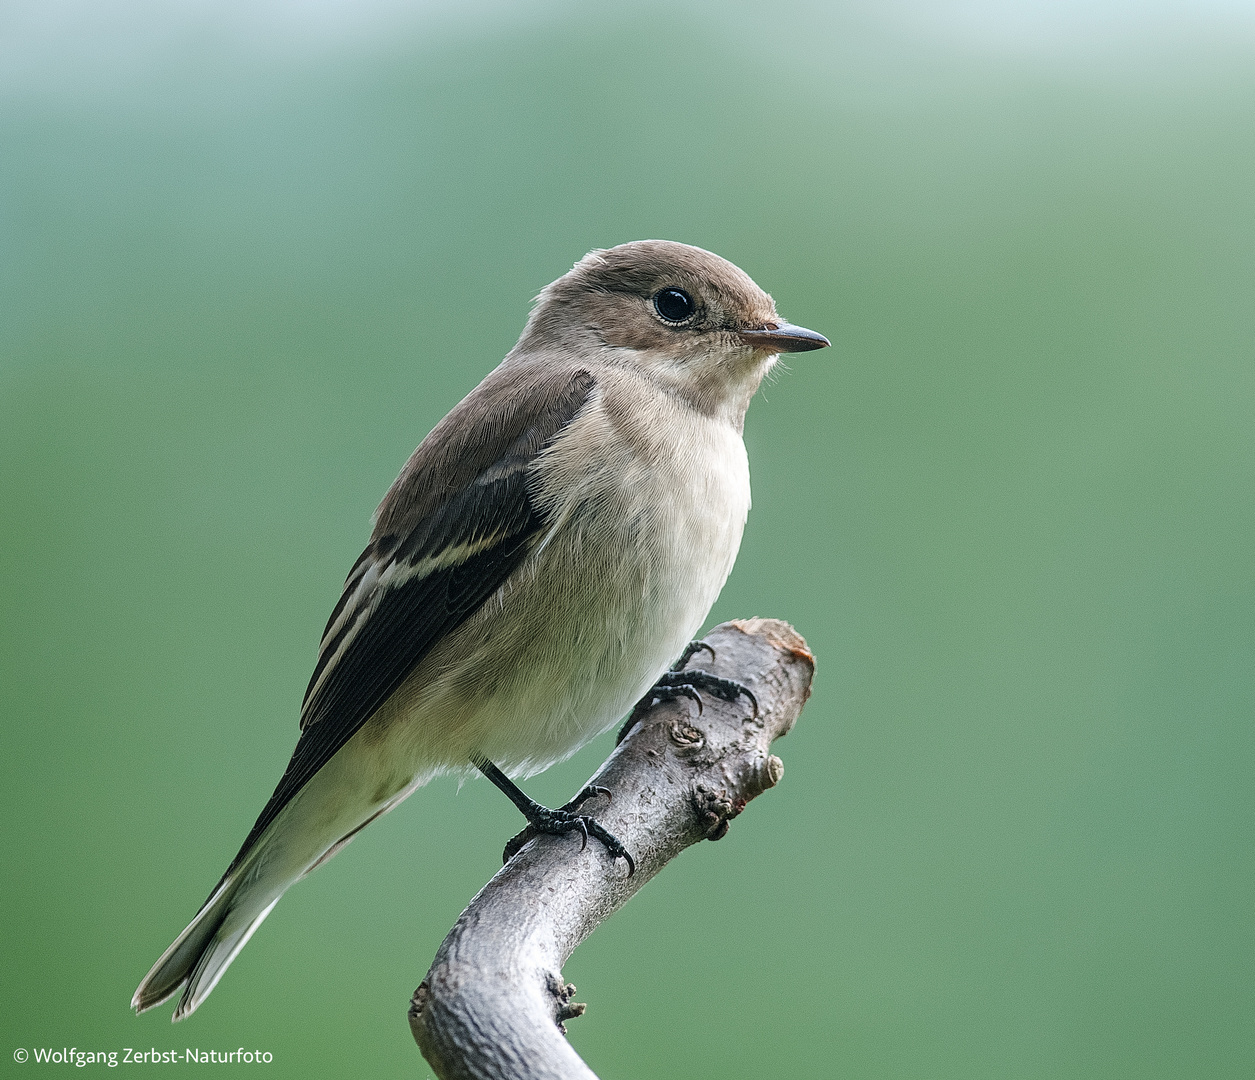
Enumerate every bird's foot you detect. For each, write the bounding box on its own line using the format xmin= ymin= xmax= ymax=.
xmin=474 ymin=758 xmax=634 ymax=875
xmin=616 ymin=683 xmax=703 ymax=744
xmin=616 ymin=664 xmax=758 ymax=744
xmin=663 ymin=669 xmax=759 ymax=718
xmin=502 ymin=786 xmax=633 ymax=875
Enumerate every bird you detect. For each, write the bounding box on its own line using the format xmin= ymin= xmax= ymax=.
xmin=132 ymin=239 xmax=829 ymax=1020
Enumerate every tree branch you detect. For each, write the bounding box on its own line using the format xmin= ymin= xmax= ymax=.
xmin=408 ymin=618 xmax=815 ymax=1080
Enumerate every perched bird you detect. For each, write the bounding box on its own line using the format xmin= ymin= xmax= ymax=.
xmin=132 ymin=240 xmax=829 ymax=1020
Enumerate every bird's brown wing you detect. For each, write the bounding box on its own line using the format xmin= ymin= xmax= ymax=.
xmin=226 ymin=363 xmax=596 ymax=870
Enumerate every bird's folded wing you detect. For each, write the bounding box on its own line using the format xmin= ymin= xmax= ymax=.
xmin=226 ymin=364 xmax=596 ymax=870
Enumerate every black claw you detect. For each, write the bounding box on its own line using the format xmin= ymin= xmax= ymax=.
xmin=502 ymin=827 xmax=530 ymax=864
xmin=583 ymin=819 xmax=636 ymax=876
xmin=561 ymin=784 xmax=612 ymax=812
xmin=672 ymin=640 xmax=716 ymax=671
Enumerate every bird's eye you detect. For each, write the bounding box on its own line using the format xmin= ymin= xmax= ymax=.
xmin=653 ymin=288 xmax=694 ymax=323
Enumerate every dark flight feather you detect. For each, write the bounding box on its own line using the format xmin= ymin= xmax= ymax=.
xmin=223 ymin=365 xmax=596 ymax=873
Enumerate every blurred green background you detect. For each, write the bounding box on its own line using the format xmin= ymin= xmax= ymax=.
xmin=3 ymin=1 xmax=1253 ymax=1076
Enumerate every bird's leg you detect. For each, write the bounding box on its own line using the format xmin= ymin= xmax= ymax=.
xmin=473 ymin=757 xmax=634 ymax=876
xmin=616 ymin=641 xmax=758 ymax=745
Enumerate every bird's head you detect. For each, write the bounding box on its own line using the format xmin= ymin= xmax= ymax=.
xmin=516 ymin=240 xmax=829 ymax=422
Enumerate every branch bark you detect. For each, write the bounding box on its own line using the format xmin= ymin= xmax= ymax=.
xmin=408 ymin=618 xmax=815 ymax=1080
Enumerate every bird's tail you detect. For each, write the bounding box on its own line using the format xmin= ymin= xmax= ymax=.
xmin=132 ymin=750 xmax=436 ymax=1020
xmin=131 ymin=871 xmax=281 ymax=1022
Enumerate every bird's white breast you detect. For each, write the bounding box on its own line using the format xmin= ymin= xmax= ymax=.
xmin=368 ymin=369 xmax=752 ymax=780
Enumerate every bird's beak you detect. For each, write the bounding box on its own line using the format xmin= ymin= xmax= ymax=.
xmin=737 ymin=322 xmax=830 ymax=353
